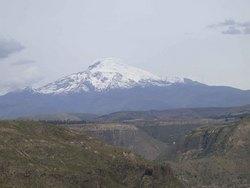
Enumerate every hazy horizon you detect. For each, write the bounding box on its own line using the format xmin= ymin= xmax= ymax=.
xmin=0 ymin=0 xmax=249 ymax=94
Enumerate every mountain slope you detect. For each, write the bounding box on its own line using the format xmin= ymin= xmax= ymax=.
xmin=0 ymin=120 xmax=182 ymax=187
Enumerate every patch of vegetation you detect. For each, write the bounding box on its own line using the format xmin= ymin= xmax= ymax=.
xmin=0 ymin=121 xmax=182 ymax=187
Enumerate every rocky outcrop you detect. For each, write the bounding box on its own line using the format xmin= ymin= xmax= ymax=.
xmin=168 ymin=118 xmax=250 ymax=187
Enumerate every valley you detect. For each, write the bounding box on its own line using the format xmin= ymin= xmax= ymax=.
xmin=0 ymin=105 xmax=249 ymax=187
xmin=63 ymin=105 xmax=250 ymax=187
xmin=0 ymin=102 xmax=250 ymax=188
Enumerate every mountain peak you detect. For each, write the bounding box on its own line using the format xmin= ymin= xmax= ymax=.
xmin=36 ymin=58 xmax=184 ymax=95
xmin=88 ymin=58 xmax=124 ymax=70
xmin=87 ymin=58 xmax=161 ymax=82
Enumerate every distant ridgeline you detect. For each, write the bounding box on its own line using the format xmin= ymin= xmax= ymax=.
xmin=38 ymin=120 xmax=90 ymax=125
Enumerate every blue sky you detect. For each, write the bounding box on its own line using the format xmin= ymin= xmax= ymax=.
xmin=0 ymin=0 xmax=249 ymax=94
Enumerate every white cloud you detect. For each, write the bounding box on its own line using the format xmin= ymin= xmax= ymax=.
xmin=0 ymin=39 xmax=24 ymax=59
xmin=11 ymin=59 xmax=35 ymax=66
xmin=0 ymin=64 xmax=43 ymax=95
xmin=222 ymin=26 xmax=242 ymax=35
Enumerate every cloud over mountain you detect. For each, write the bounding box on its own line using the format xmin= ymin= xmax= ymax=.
xmin=0 ymin=39 xmax=25 ymax=59
xmin=208 ymin=19 xmax=250 ymax=35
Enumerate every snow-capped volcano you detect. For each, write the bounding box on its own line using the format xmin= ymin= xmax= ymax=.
xmin=1 ymin=58 xmax=250 ymax=118
xmin=37 ymin=58 xmax=184 ymax=94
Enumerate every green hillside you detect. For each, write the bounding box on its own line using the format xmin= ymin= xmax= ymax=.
xmin=0 ymin=121 xmax=182 ymax=188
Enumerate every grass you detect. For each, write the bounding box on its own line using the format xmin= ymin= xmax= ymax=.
xmin=0 ymin=120 xmax=182 ymax=188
